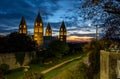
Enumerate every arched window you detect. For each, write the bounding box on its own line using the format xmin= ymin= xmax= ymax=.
xmin=35 ymin=28 xmax=38 ymax=32
xmin=64 ymin=32 xmax=66 ymax=35
xmin=60 ymin=32 xmax=63 ymax=35
xmin=35 ymin=23 xmax=37 ymax=26
xmin=61 ymin=28 xmax=63 ymax=31
xmin=40 ymin=23 xmax=42 ymax=26
xmin=23 ymin=25 xmax=26 ymax=28
xmin=19 ymin=30 xmax=22 ymax=33
xmin=39 ymin=27 xmax=42 ymax=32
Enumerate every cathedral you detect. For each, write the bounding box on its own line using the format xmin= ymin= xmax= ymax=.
xmin=18 ymin=12 xmax=67 ymax=47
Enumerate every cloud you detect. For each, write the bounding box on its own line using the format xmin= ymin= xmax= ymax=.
xmin=69 ymin=33 xmax=96 ymax=37
xmin=0 ymin=0 xmax=61 ymax=34
xmin=0 ymin=0 xmax=105 ymax=41
xmin=67 ymin=35 xmax=93 ymax=42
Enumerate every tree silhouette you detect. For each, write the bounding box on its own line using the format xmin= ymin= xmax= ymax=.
xmin=47 ymin=40 xmax=69 ymax=59
xmin=82 ymin=0 xmax=120 ymax=43
xmin=0 ymin=32 xmax=36 ymax=53
xmin=83 ymin=40 xmax=104 ymax=79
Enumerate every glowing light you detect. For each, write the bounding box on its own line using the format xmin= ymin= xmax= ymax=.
xmin=40 ymin=23 xmax=42 ymax=26
xmin=88 ymin=23 xmax=92 ymax=26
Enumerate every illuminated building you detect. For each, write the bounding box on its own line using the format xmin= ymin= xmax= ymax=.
xmin=45 ymin=23 xmax=52 ymax=36
xmin=34 ymin=12 xmax=43 ymax=46
xmin=59 ymin=21 xmax=67 ymax=42
xmin=19 ymin=17 xmax=27 ymax=34
xmin=18 ymin=12 xmax=67 ymax=47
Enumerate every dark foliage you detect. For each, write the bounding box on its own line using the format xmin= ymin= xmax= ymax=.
xmin=0 ymin=68 xmax=5 ymax=79
xmin=67 ymin=42 xmax=87 ymax=54
xmin=102 ymin=14 xmax=120 ymax=43
xmin=82 ymin=0 xmax=120 ymax=43
xmin=0 ymin=64 xmax=9 ymax=75
xmin=83 ymin=40 xmax=102 ymax=79
xmin=15 ymin=52 xmax=25 ymax=66
xmin=0 ymin=32 xmax=36 ymax=53
xmin=47 ymin=40 xmax=69 ymax=59
xmin=104 ymin=1 xmax=120 ymax=15
xmin=31 ymin=40 xmax=69 ymax=64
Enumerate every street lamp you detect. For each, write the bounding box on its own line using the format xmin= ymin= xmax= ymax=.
xmin=96 ymin=25 xmax=99 ymax=40
xmin=88 ymin=23 xmax=104 ymax=40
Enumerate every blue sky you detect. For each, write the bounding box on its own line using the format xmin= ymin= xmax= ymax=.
xmin=0 ymin=0 xmax=110 ymax=42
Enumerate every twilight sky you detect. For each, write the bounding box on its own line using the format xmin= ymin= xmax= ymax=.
xmin=0 ymin=0 xmax=110 ymax=42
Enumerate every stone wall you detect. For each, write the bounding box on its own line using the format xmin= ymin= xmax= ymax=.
xmin=0 ymin=52 xmax=35 ymax=69
xmin=100 ymin=50 xmax=120 ymax=79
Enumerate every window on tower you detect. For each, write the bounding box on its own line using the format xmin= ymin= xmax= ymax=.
xmin=61 ymin=28 xmax=63 ymax=31
xmin=35 ymin=28 xmax=38 ymax=32
xmin=23 ymin=30 xmax=26 ymax=34
xmin=19 ymin=30 xmax=22 ymax=33
xmin=40 ymin=23 xmax=42 ymax=26
xmin=34 ymin=34 xmax=37 ymax=37
xmin=39 ymin=27 xmax=42 ymax=32
xmin=64 ymin=32 xmax=66 ymax=35
xmin=23 ymin=25 xmax=26 ymax=28
xmin=60 ymin=39 xmax=63 ymax=41
xmin=46 ymin=33 xmax=48 ymax=36
xmin=60 ymin=32 xmax=63 ymax=35
xmin=35 ymin=23 xmax=37 ymax=26
xmin=34 ymin=38 xmax=37 ymax=41
xmin=61 ymin=36 xmax=63 ymax=38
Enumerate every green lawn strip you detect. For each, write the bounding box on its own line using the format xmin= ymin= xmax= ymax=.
xmin=6 ymin=53 xmax=84 ymax=79
xmin=43 ymin=54 xmax=87 ymax=79
xmin=51 ymin=53 xmax=83 ymax=66
xmin=6 ymin=70 xmax=24 ymax=79
xmin=43 ymin=60 xmax=80 ymax=79
xmin=24 ymin=64 xmax=45 ymax=76
xmin=6 ymin=65 xmax=45 ymax=79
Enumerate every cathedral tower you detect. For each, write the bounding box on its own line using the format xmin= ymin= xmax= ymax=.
xmin=19 ymin=17 xmax=27 ymax=34
xmin=59 ymin=21 xmax=67 ymax=42
xmin=45 ymin=23 xmax=52 ymax=36
xmin=34 ymin=12 xmax=43 ymax=46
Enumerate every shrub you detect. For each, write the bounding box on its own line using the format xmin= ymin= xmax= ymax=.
xmin=0 ymin=64 xmax=10 ymax=74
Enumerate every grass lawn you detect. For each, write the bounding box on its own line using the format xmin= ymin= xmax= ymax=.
xmin=43 ymin=60 xmax=80 ymax=79
xmin=6 ymin=53 xmax=84 ymax=79
xmin=6 ymin=65 xmax=45 ymax=79
xmin=44 ymin=54 xmax=86 ymax=79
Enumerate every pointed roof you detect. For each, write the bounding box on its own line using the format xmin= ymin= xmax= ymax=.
xmin=60 ymin=21 xmax=66 ymax=29
xmin=46 ymin=23 xmax=51 ymax=30
xmin=35 ymin=12 xmax=43 ymax=23
xmin=20 ymin=16 xmax=26 ymax=25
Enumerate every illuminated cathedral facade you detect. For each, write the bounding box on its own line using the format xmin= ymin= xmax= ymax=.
xmin=18 ymin=12 xmax=67 ymax=47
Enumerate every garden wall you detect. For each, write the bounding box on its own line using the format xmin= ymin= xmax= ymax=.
xmin=100 ymin=50 xmax=120 ymax=79
xmin=0 ymin=52 xmax=35 ymax=69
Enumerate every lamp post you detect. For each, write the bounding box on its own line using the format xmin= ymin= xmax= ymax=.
xmin=96 ymin=25 xmax=99 ymax=40
xmin=88 ymin=23 xmax=99 ymax=40
xmin=88 ymin=23 xmax=104 ymax=40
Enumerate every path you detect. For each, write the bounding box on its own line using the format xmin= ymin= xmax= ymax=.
xmin=40 ymin=56 xmax=81 ymax=74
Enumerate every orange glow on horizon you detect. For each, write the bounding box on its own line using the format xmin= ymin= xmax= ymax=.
xmin=67 ymin=36 xmax=94 ymax=42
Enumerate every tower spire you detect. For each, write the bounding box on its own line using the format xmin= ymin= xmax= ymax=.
xmin=45 ymin=22 xmax=52 ymax=36
xmin=18 ymin=16 xmax=27 ymax=34
xmin=35 ymin=11 xmax=42 ymax=23
xmin=61 ymin=21 xmax=66 ymax=28
xmin=20 ymin=16 xmax=26 ymax=25
xmin=34 ymin=11 xmax=44 ymax=46
xmin=59 ymin=21 xmax=67 ymax=42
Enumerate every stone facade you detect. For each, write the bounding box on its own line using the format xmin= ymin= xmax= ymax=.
xmin=0 ymin=52 xmax=35 ymax=69
xmin=100 ymin=50 xmax=120 ymax=79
